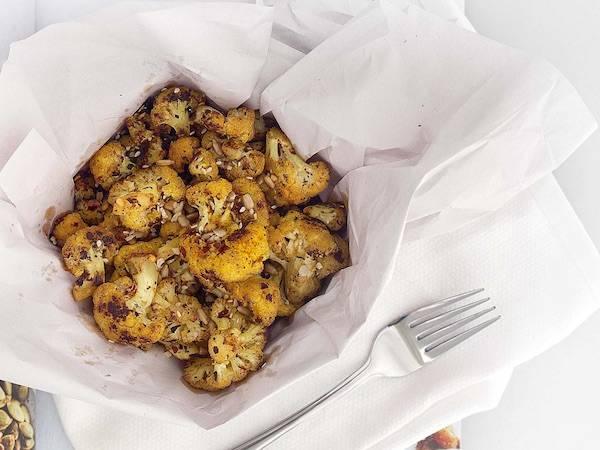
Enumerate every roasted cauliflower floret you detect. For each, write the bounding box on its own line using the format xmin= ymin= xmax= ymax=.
xmin=231 ymin=178 xmax=269 ymax=226
xmin=181 ymin=221 xmax=269 ymax=286
xmin=183 ymin=324 xmax=265 ymax=391
xmin=125 ymin=112 xmax=167 ymax=167
xmin=225 ymin=275 xmax=281 ymax=327
xmin=89 ymin=140 xmax=135 ymax=190
xmin=152 ymin=279 xmax=210 ymax=360
xmin=263 ymin=128 xmax=330 ymax=206
xmin=268 ymin=210 xmax=350 ymax=305
xmin=156 ymin=238 xmax=201 ymax=295
xmin=168 ymin=136 xmax=200 ymax=173
xmin=93 ymin=254 xmax=165 ymax=349
xmin=209 ymin=297 xmax=253 ymax=332
xmin=62 ymin=226 xmax=120 ymax=301
xmin=111 ymin=238 xmax=163 ymax=280
xmin=73 ymin=172 xmax=106 ymax=225
xmin=195 ymin=105 xmax=225 ymax=133
xmin=303 ymin=202 xmax=346 ymax=231
xmin=50 ymin=212 xmax=86 ymax=246
xmin=262 ymin=261 xmax=297 ymax=317
xmin=108 ymin=166 xmax=186 ymax=233
xmin=220 ymin=147 xmax=265 ymax=181
xmin=189 ymin=149 xmax=219 ymax=181
xmin=185 ymin=179 xmax=238 ymax=233
xmin=150 ymin=86 xmax=205 ymax=137
xmin=224 ymin=107 xmax=255 ymax=143
xmin=200 ymin=131 xmax=222 ymax=151
xmin=159 ymin=221 xmax=186 ymax=240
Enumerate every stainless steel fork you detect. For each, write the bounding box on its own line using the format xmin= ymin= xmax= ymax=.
xmin=234 ymin=288 xmax=500 ymax=450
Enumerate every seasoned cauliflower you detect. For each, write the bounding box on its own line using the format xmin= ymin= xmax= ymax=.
xmin=73 ymin=171 xmax=106 ymax=225
xmin=62 ymin=226 xmax=120 ymax=301
xmin=185 ymin=179 xmax=238 ymax=234
xmin=125 ymin=112 xmax=167 ymax=167
xmin=268 ymin=210 xmax=350 ymax=305
xmin=111 ymin=238 xmax=163 ymax=280
xmin=89 ymin=140 xmax=135 ymax=190
xmin=183 ymin=324 xmax=265 ymax=391
xmin=108 ymin=166 xmax=186 ymax=233
xmin=51 ymin=212 xmax=86 ymax=247
xmin=195 ymin=105 xmax=225 ymax=133
xmin=152 ymin=279 xmax=210 ymax=360
xmin=262 ymin=261 xmax=297 ymax=317
xmin=225 ymin=275 xmax=281 ymax=327
xmin=93 ymin=254 xmax=165 ymax=349
xmin=159 ymin=221 xmax=186 ymax=240
xmin=253 ymin=114 xmax=267 ymax=141
xmin=181 ymin=221 xmax=269 ymax=286
xmin=189 ymin=149 xmax=219 ymax=181
xmin=156 ymin=237 xmax=201 ymax=295
xmin=303 ymin=202 xmax=346 ymax=231
xmin=150 ymin=86 xmax=205 ymax=137
xmin=224 ymin=107 xmax=255 ymax=143
xmin=209 ymin=297 xmax=252 ymax=332
xmin=200 ymin=131 xmax=222 ymax=151
xmin=220 ymin=147 xmax=265 ymax=181
xmin=168 ymin=136 xmax=200 ymax=173
xmin=263 ymin=128 xmax=330 ymax=206
xmin=231 ymin=178 xmax=269 ymax=226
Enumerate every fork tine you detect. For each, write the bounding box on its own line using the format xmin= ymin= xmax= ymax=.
xmin=417 ymin=305 xmax=497 ymax=342
xmin=412 ymin=297 xmax=490 ymax=334
xmin=410 ymin=296 xmax=491 ymax=330
xmin=424 ymin=314 xmax=501 ymax=359
xmin=406 ymin=288 xmax=484 ymax=327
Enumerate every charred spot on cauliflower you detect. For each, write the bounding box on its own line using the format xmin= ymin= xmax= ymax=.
xmin=303 ymin=202 xmax=346 ymax=231
xmin=263 ymin=128 xmax=330 ymax=206
xmin=61 ymin=226 xmax=120 ymax=301
xmin=93 ymin=254 xmax=165 ymax=349
xmin=125 ymin=112 xmax=168 ymax=167
xmin=195 ymin=105 xmax=225 ymax=133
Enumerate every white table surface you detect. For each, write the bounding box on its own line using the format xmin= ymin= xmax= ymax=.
xmin=2 ymin=1 xmax=600 ymax=449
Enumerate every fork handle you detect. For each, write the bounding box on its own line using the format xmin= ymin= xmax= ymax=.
xmin=233 ymin=360 xmax=375 ymax=450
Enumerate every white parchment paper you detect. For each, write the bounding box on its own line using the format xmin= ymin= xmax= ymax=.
xmin=0 ymin=0 xmax=596 ymax=429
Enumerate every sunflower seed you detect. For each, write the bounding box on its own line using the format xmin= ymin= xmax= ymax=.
xmin=264 ymin=176 xmax=275 ymax=189
xmin=242 ymin=194 xmax=254 ymax=210
xmin=1 ymin=434 xmax=15 ymax=450
xmin=160 ymin=265 xmax=170 ymax=279
xmin=23 ymin=438 xmax=35 ymax=450
xmin=155 ymin=159 xmax=175 ymax=166
xmin=212 ymin=141 xmax=223 ymax=156
xmin=20 ymin=405 xmax=30 ymax=424
xmin=177 ymin=215 xmax=191 ymax=227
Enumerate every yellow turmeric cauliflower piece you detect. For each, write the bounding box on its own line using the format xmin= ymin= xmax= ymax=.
xmin=125 ymin=112 xmax=167 ymax=167
xmin=51 ymin=212 xmax=86 ymax=247
xmin=268 ymin=210 xmax=350 ymax=305
xmin=183 ymin=324 xmax=265 ymax=391
xmin=62 ymin=226 xmax=120 ymax=301
xmin=89 ymin=140 xmax=134 ymax=190
xmin=150 ymin=86 xmax=205 ymax=137
xmin=185 ymin=178 xmax=238 ymax=234
xmin=303 ymin=202 xmax=346 ymax=231
xmin=152 ymin=279 xmax=210 ymax=360
xmin=108 ymin=166 xmax=185 ymax=233
xmin=111 ymin=238 xmax=163 ymax=280
xmin=224 ymin=107 xmax=255 ymax=143
xmin=168 ymin=136 xmax=200 ymax=173
xmin=195 ymin=105 xmax=225 ymax=133
xmin=225 ymin=275 xmax=281 ymax=327
xmin=93 ymin=254 xmax=165 ymax=349
xmin=189 ymin=149 xmax=219 ymax=181
xmin=263 ymin=128 xmax=330 ymax=206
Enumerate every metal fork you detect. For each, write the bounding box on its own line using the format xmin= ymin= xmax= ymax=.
xmin=234 ymin=288 xmax=500 ymax=450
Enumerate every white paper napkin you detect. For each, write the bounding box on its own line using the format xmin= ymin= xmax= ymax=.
xmin=54 ymin=174 xmax=600 ymax=449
